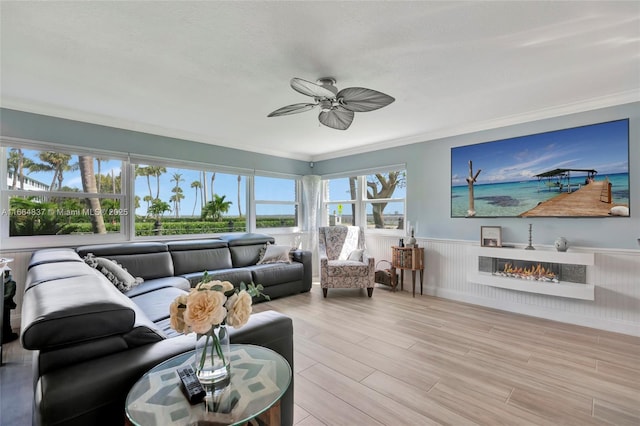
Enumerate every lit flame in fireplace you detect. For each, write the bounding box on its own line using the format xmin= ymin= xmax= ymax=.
xmin=501 ymin=263 xmax=558 ymax=280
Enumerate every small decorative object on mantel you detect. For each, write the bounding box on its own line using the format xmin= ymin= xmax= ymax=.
xmin=169 ymin=272 xmax=268 ymax=388
xmin=480 ymin=226 xmax=502 ymax=247
xmin=407 ymin=228 xmax=417 ymax=248
xmin=554 ymin=236 xmax=569 ymax=252
xmin=525 ymin=224 xmax=535 ymax=250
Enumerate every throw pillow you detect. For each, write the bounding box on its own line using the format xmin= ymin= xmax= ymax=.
xmin=84 ymin=253 xmax=143 ymax=292
xmin=347 ymin=249 xmax=364 ymax=262
xmin=257 ymin=245 xmax=292 ymax=264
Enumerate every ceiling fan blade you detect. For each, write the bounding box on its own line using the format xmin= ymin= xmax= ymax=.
xmin=337 ymin=87 xmax=395 ymax=112
xmin=290 ymin=78 xmax=336 ymax=99
xmin=318 ymin=108 xmax=354 ymax=130
xmin=267 ymin=103 xmax=317 ymax=117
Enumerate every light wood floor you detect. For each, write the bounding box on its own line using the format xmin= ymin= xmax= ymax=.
xmin=2 ymin=284 xmax=639 ymax=425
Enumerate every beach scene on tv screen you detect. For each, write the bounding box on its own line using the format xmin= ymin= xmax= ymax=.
xmin=451 ymin=119 xmax=630 ymax=218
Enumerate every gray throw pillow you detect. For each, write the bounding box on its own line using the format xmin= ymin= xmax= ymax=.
xmin=84 ymin=253 xmax=143 ymax=292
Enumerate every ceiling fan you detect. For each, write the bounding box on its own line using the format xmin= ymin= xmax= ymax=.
xmin=267 ymin=77 xmax=395 ymax=130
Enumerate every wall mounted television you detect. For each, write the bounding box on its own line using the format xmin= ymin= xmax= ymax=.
xmin=451 ymin=119 xmax=630 ymax=218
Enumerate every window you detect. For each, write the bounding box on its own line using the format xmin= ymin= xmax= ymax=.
xmin=323 ymin=168 xmax=406 ymax=231
xmin=133 ymin=163 xmax=247 ymax=236
xmin=1 ymin=141 xmax=301 ymax=247
xmin=365 ymin=170 xmax=406 ymax=230
xmin=323 ymin=176 xmax=357 ymax=226
xmin=254 ymin=175 xmax=299 ymax=229
xmin=2 ymin=146 xmax=126 ymax=238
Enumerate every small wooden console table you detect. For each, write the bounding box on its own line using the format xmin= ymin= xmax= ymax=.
xmin=391 ymin=246 xmax=424 ymax=297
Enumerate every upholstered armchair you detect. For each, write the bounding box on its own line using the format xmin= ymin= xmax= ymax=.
xmin=318 ymin=226 xmax=375 ymax=297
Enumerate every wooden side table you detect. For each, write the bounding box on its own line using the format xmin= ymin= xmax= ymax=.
xmin=391 ymin=246 xmax=424 ymax=297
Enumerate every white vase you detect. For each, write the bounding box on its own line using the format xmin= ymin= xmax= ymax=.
xmin=194 ymin=325 xmax=230 ymax=387
xmin=554 ymin=237 xmax=569 ymax=252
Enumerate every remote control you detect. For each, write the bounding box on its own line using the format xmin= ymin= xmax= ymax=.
xmin=177 ymin=366 xmax=206 ymax=404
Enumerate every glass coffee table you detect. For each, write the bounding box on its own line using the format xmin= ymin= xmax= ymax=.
xmin=126 ymin=344 xmax=291 ymax=426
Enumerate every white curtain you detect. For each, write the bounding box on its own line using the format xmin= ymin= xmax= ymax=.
xmin=301 ymin=175 xmax=322 ymax=278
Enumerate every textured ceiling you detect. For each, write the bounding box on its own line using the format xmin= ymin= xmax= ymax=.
xmin=1 ymin=1 xmax=639 ymax=161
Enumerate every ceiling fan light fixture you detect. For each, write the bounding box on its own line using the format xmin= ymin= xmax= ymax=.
xmin=319 ymin=99 xmax=333 ymax=112
xmin=268 ymin=77 xmax=394 ymax=130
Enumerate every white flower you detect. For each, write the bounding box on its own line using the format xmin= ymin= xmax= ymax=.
xmin=226 ymin=290 xmax=252 ymax=328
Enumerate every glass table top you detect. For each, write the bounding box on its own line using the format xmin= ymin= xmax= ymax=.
xmin=126 ymin=344 xmax=291 ymax=426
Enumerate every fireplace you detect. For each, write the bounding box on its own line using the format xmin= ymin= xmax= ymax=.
xmin=493 ymin=259 xmax=560 ymax=282
xmin=479 ymin=257 xmax=586 ymax=284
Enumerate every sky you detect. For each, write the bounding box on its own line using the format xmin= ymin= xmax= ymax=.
xmin=451 ymin=119 xmax=629 ymax=187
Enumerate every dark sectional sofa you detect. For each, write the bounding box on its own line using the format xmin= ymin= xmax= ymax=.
xmin=20 ymin=233 xmax=311 ymax=426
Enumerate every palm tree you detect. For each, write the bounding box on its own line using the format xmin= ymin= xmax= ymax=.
xmin=191 ymin=180 xmax=202 ymax=216
xmin=78 ymin=155 xmax=106 ymax=234
xmin=149 ymin=166 xmax=167 ymax=199
xmin=7 ymin=148 xmax=32 ymax=190
xmin=96 ymin=158 xmax=102 ymax=193
xmin=136 ymin=166 xmax=153 ymax=201
xmin=143 ymin=195 xmax=153 ymax=212
xmin=170 ymin=187 xmax=185 ymax=218
xmin=202 ymin=171 xmax=208 ymax=205
xmin=237 ymin=175 xmax=242 ymax=217
xmin=30 ymin=152 xmax=77 ymax=191
xmin=170 ymin=172 xmax=184 ymax=217
xmin=210 ymin=172 xmax=216 ymax=201
xmin=201 ymin=194 xmax=232 ymax=222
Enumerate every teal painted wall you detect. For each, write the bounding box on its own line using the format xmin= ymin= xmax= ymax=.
xmin=0 ymin=108 xmax=310 ymax=175
xmin=315 ymin=102 xmax=640 ymax=250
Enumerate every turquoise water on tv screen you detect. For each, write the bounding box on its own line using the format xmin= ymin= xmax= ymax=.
xmin=451 ymin=173 xmax=629 ymax=217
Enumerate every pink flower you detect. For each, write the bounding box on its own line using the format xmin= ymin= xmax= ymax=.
xmin=183 ymin=289 xmax=227 ymax=334
xmin=226 ymin=290 xmax=252 ymax=328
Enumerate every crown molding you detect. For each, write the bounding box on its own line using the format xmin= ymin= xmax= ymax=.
xmin=310 ymin=90 xmax=640 ymax=162
xmin=0 ymin=98 xmax=313 ymax=162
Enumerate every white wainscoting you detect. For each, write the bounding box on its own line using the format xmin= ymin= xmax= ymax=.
xmin=5 ymin=236 xmax=640 ymax=336
xmin=365 ymin=234 xmax=640 ymax=337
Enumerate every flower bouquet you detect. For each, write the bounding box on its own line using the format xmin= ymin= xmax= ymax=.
xmin=169 ymin=272 xmax=268 ymax=385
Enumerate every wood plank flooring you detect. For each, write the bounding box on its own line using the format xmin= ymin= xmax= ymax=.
xmin=253 ymin=284 xmax=640 ymax=425
xmin=2 ymin=283 xmax=639 ymax=425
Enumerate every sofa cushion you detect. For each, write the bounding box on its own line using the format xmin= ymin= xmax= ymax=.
xmin=222 ymin=233 xmax=276 ymax=267
xmin=247 ymin=263 xmax=304 ymax=287
xmin=28 ymin=248 xmax=83 ymax=269
xmin=77 ymin=243 xmax=174 ymax=279
xmin=203 ymin=268 xmax=253 ymax=287
xmin=222 ymin=233 xmax=275 ymax=247
xmin=21 ymin=275 xmax=136 ymax=350
xmin=169 ymin=245 xmax=232 ymax=275
xmin=129 ymin=286 xmax=187 ymax=323
xmin=25 ymin=261 xmax=96 ymax=291
xmin=124 ymin=276 xmax=190 ymax=298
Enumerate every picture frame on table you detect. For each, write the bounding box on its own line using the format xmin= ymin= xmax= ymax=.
xmin=480 ymin=226 xmax=502 ymax=247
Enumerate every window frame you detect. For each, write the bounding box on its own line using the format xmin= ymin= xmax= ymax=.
xmin=321 ymin=165 xmax=406 ymax=234
xmin=1 ymin=139 xmax=130 ymax=249
xmin=253 ymin=172 xmax=301 ymax=234
xmin=0 ymin=139 xmax=303 ymax=250
xmin=129 ymin=156 xmax=252 ymax=239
